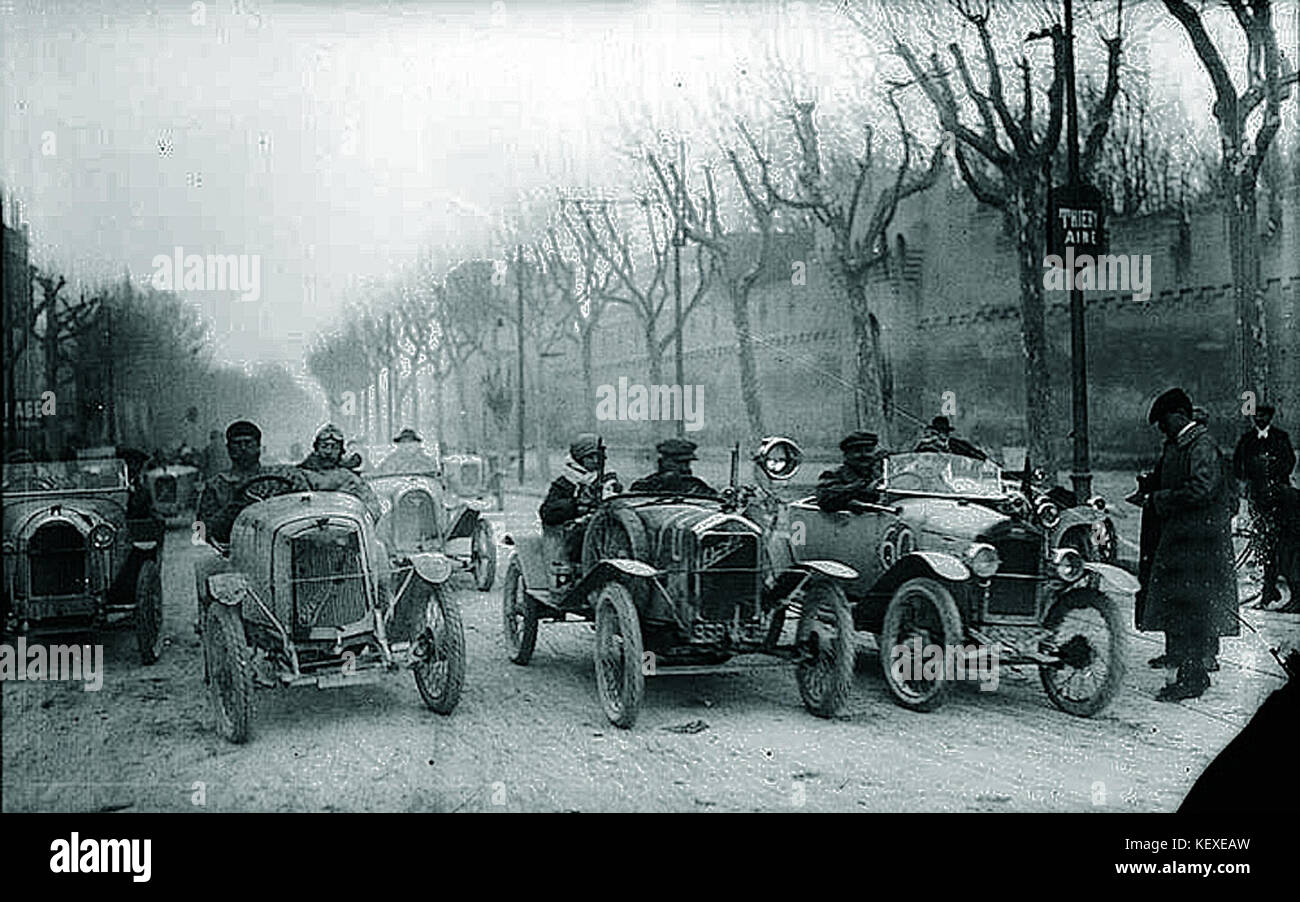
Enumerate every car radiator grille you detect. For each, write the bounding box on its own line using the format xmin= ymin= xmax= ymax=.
xmin=395 ymin=490 xmax=436 ymax=547
xmin=153 ymin=475 xmax=177 ymax=504
xmin=696 ymin=530 xmax=758 ymax=623
xmin=29 ymin=523 xmax=87 ymax=597
xmin=987 ymin=529 xmax=1041 ymax=618
xmin=291 ymin=527 xmax=368 ymax=636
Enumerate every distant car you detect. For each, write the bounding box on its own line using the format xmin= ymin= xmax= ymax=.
xmin=789 ymin=450 xmax=1137 ymax=717
xmin=366 ymin=464 xmax=496 ymax=592
xmin=144 ymin=461 xmax=201 ymax=522
xmin=998 ymin=467 xmax=1118 ymax=563
xmin=500 ymin=438 xmax=857 ymax=729
xmin=2 ymin=457 xmax=164 ymax=664
xmin=195 ymin=472 xmax=466 ymax=743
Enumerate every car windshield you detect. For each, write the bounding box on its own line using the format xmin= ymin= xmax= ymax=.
xmin=881 ymin=452 xmax=1005 ymax=499
xmin=2 ymin=459 xmax=130 ymax=494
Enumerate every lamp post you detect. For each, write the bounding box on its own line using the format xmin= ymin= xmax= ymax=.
xmin=671 ymin=137 xmax=686 ymax=438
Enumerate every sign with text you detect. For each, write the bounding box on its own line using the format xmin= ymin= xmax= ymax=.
xmin=1048 ymin=183 xmax=1107 ymax=259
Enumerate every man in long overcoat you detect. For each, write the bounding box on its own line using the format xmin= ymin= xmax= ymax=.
xmin=1140 ymin=388 xmax=1239 ymax=701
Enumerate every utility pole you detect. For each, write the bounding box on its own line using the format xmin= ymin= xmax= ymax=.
xmin=1064 ymin=0 xmax=1092 ymax=501
xmin=672 ymin=137 xmax=686 ymax=438
xmin=516 ymin=243 xmax=526 ymax=485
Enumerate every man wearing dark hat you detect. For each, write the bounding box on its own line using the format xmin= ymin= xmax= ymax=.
xmin=1139 ymin=388 xmax=1238 ymax=701
xmin=914 ymin=415 xmax=987 ymax=460
xmin=629 ymin=438 xmax=719 ymax=498
xmin=375 ymin=427 xmax=440 ymax=475
xmin=194 ymin=420 xmax=310 ymax=632
xmin=1233 ymin=404 xmax=1296 ymax=609
xmin=817 ymin=432 xmax=886 ymax=511
xmin=540 ymin=433 xmax=622 ymax=560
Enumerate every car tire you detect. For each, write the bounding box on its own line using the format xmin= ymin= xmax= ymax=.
xmin=1038 ymin=587 xmax=1126 ymax=717
xmin=880 ymin=577 xmax=964 ymax=712
xmin=471 ymin=517 xmax=497 ymax=592
xmin=134 ymin=557 xmax=164 ymax=665
xmin=795 ymin=577 xmax=855 ymax=717
xmin=413 ymin=583 xmax=466 ymax=715
xmin=204 ymin=603 xmax=253 ymax=743
xmin=593 ymin=581 xmax=644 ymax=729
xmin=503 ymin=557 xmax=538 ymax=666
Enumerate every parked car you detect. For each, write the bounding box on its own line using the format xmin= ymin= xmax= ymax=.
xmin=998 ymin=465 xmax=1118 ymax=563
xmin=144 ymin=459 xmax=202 ymax=523
xmin=438 ymin=452 xmax=497 ymax=589
xmin=788 ymin=449 xmax=1137 ymax=717
xmin=500 ymin=439 xmax=858 ymax=729
xmin=366 ymin=466 xmax=496 ymax=592
xmin=2 ymin=457 xmax=164 ymax=663
xmin=196 ymin=471 xmax=465 ymax=743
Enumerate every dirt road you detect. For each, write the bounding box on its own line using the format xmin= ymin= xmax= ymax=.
xmin=4 ymin=494 xmax=1296 ymax=812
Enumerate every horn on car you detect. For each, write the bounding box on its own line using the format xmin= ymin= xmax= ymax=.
xmin=754 ymin=436 xmax=802 ymax=481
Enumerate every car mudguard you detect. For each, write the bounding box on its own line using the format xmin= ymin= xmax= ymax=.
xmin=869 ymin=550 xmax=970 ymax=596
xmin=408 ymin=551 xmax=454 ymax=585
xmin=447 ymin=507 xmax=479 ymax=540
xmin=207 ymin=572 xmax=257 ymax=608
xmin=792 ymin=559 xmax=859 ymax=580
xmin=1084 ymin=561 xmax=1139 ymax=595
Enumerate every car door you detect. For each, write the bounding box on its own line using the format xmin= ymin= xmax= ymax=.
xmin=787 ymin=498 xmax=894 ymax=599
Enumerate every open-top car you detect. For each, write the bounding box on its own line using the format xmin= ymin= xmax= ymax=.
xmin=2 ymin=457 xmax=163 ymax=663
xmin=196 ymin=470 xmax=466 ymax=743
xmin=366 ymin=461 xmax=496 ymax=592
xmin=997 ymin=462 xmax=1118 ymax=563
xmin=500 ymin=439 xmax=858 ymax=729
xmin=788 ymin=449 xmax=1137 ymax=717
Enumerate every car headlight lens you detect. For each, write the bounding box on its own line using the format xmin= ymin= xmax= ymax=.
xmin=1088 ymin=495 xmax=1106 ymax=511
xmin=1053 ymin=547 xmax=1086 ymax=582
xmin=89 ymin=524 xmax=115 ymax=549
xmin=1037 ymin=500 xmax=1060 ymax=528
xmin=964 ymin=542 xmax=1000 ymax=579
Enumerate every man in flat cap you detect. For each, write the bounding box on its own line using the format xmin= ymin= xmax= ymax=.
xmin=193 ymin=420 xmax=310 ymax=632
xmin=375 ymin=427 xmax=440 ymax=475
xmin=1138 ymin=388 xmax=1238 ymax=701
xmin=817 ymin=432 xmax=887 ymax=512
xmin=540 ymin=433 xmax=623 ymax=560
xmin=1233 ymin=404 xmax=1296 ymax=609
xmin=629 ymin=438 xmax=720 ymax=498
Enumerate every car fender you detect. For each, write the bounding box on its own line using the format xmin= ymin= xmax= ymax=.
xmin=792 ymin=559 xmax=859 ymax=581
xmin=593 ymin=557 xmax=660 ymax=579
xmin=869 ymin=550 xmax=970 ymax=596
xmin=207 ymin=572 xmax=256 ymax=608
xmin=1084 ymin=561 xmax=1139 ymax=595
xmin=1053 ymin=506 xmax=1103 ymax=543
xmin=408 ymin=551 xmax=454 ymax=585
xmin=447 ymin=506 xmax=479 ymax=540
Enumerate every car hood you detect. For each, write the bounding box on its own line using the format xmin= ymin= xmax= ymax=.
xmin=4 ymin=494 xmax=125 ymax=539
xmin=891 ymin=495 xmax=1011 ymax=544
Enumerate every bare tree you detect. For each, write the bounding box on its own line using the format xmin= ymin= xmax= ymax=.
xmin=1162 ymin=0 xmax=1297 ymax=393
xmin=891 ymin=0 xmax=1121 ymax=475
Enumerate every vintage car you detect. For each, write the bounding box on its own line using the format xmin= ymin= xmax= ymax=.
xmin=2 ymin=458 xmax=164 ymax=664
xmin=196 ymin=471 xmax=466 ymax=743
xmin=998 ymin=464 xmax=1118 ymax=563
xmin=788 ymin=450 xmax=1137 ymax=717
xmin=144 ymin=459 xmax=202 ymax=522
xmin=500 ymin=439 xmax=858 ymax=729
xmin=366 ymin=462 xmax=497 ymax=592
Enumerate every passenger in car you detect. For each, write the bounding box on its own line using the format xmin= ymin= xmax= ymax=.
xmin=629 ymin=438 xmax=720 ymax=498
xmin=817 ymin=432 xmax=886 ymax=512
xmin=913 ymin=415 xmax=988 ymax=460
xmin=295 ymin=424 xmax=382 ymax=521
xmin=541 ymin=434 xmax=621 ymax=560
xmin=375 ymin=427 xmax=440 ymax=475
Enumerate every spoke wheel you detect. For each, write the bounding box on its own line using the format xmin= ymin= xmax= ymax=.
xmin=593 ymin=581 xmax=644 ymax=729
xmin=502 ymin=557 xmax=538 ymax=665
xmin=471 ymin=517 xmax=497 ymax=591
xmin=134 ymin=557 xmax=164 ymax=665
xmin=879 ymin=578 xmax=964 ymax=712
xmin=1039 ymin=588 xmax=1126 ymax=717
xmin=204 ymin=603 xmax=253 ymax=743
xmin=794 ymin=578 xmax=855 ymax=717
xmin=413 ymin=583 xmax=466 ymax=714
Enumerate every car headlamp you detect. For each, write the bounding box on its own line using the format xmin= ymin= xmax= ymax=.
xmin=963 ymin=542 xmax=1000 ymax=579
xmin=1052 ymin=546 xmax=1086 ymax=582
xmin=1036 ymin=500 xmax=1061 ymax=528
xmin=89 ymin=523 xmax=115 ymax=549
xmin=1088 ymin=495 xmax=1107 ymax=512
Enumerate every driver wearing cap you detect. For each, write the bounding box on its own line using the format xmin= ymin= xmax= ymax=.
xmin=817 ymin=431 xmax=887 ymax=512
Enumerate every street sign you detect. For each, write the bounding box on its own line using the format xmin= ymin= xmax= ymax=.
xmin=1048 ymin=183 xmax=1107 ymax=259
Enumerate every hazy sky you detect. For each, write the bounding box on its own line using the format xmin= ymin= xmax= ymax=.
xmin=2 ymin=0 xmax=1291 ymax=366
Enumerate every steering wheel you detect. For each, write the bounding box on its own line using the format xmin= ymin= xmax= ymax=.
xmin=239 ymin=473 xmax=302 ymax=504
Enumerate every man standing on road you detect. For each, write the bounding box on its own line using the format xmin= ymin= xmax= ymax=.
xmin=1141 ymin=388 xmax=1239 ymax=701
xmin=816 ymin=431 xmax=886 ymax=511
xmin=1233 ymin=404 xmax=1296 ymax=609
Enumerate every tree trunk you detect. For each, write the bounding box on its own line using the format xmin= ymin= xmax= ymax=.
xmin=730 ymin=286 xmax=764 ymax=440
xmin=411 ymin=368 xmax=422 ymax=433
xmin=1011 ymin=186 xmax=1057 ymax=480
xmin=452 ymin=365 xmax=469 ymax=452
xmin=843 ymin=278 xmax=887 ymax=441
xmin=1227 ymin=172 xmax=1268 ymax=393
xmin=581 ymin=328 xmax=596 ymax=431
xmin=432 ymin=371 xmax=445 ymax=456
xmin=533 ymin=359 xmax=550 ymax=481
